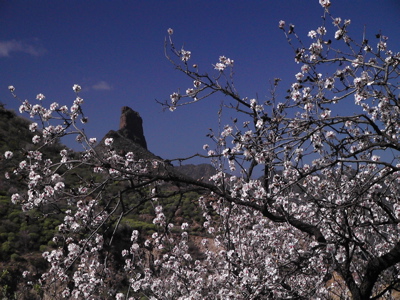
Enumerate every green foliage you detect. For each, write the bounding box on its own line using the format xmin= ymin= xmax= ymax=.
xmin=0 ymin=193 xmax=56 ymax=298
xmin=10 ymin=253 xmax=22 ymax=262
xmin=121 ymin=219 xmax=158 ymax=234
xmin=0 ymin=268 xmax=19 ymax=299
xmin=118 ymin=191 xmax=205 ymax=237
xmin=0 ymin=195 xmax=61 ymax=259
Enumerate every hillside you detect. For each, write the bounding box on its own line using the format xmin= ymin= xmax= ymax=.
xmin=0 ymin=103 xmax=214 ymax=298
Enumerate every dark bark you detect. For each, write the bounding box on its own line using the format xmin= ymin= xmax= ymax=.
xmin=359 ymin=241 xmax=400 ymax=298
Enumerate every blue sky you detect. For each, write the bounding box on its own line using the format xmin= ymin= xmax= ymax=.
xmin=1 ymin=0 xmax=400 ymax=165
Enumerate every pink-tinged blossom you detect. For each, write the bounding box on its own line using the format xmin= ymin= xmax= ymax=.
xmin=295 ymin=72 xmax=304 ymax=81
xmin=301 ymin=64 xmax=310 ymax=73
xmin=354 ymin=93 xmax=364 ymax=105
xmin=221 ymin=125 xmax=233 ymax=137
xmin=94 ymin=166 xmax=104 ymax=173
xmin=131 ymin=230 xmax=139 ymax=242
xmin=60 ymin=149 xmax=68 ymax=157
xmin=225 ymin=58 xmax=234 ymax=66
xmin=36 ymin=93 xmax=45 ymax=101
xmin=49 ymin=102 xmax=59 ymax=111
xmin=320 ymin=109 xmax=331 ymax=119
xmin=59 ymin=105 xmax=68 ymax=113
xmin=193 ymin=80 xmax=201 ymax=88
xmin=291 ymin=90 xmax=301 ymax=101
xmin=219 ymin=55 xmax=234 ymax=66
xmin=74 ymin=96 xmax=84 ymax=105
xmin=4 ymin=151 xmax=13 ymax=159
xmin=32 ymin=135 xmax=41 ymax=144
xmin=256 ymin=119 xmax=263 ymax=129
xmin=125 ymin=152 xmax=134 ymax=161
xmin=22 ymin=270 xmax=30 ymax=278
xmin=186 ymin=88 xmax=196 ymax=97
xmin=319 ymin=0 xmax=330 ymax=8
xmin=116 ymin=293 xmax=124 ymax=300
xmin=278 ymin=20 xmax=285 ymax=29
xmin=308 ymin=30 xmax=317 ymax=39
xmin=104 ymin=138 xmax=114 ymax=146
xmin=333 ymin=17 xmax=341 ymax=25
xmin=78 ymin=186 xmax=88 ymax=194
xmin=19 ymin=105 xmax=27 ymax=113
xmin=181 ymin=49 xmax=191 ymax=62
xmin=325 ymin=131 xmax=336 ymax=139
xmin=19 ymin=160 xmax=27 ymax=169
xmin=222 ymin=148 xmax=230 ymax=157
xmin=317 ymin=26 xmax=326 ymax=35
xmin=29 ymin=122 xmax=38 ymax=132
xmin=167 ymin=28 xmax=173 ymax=35
xmin=219 ymin=55 xmax=227 ymax=63
xmin=54 ymin=182 xmax=65 ymax=191
xmin=11 ymin=193 xmax=20 ymax=204
xmin=31 ymin=104 xmax=42 ymax=116
xmin=70 ymin=104 xmax=79 ymax=113
xmin=72 ymin=84 xmax=82 ymax=93
xmin=371 ymin=155 xmax=380 ymax=162
xmin=214 ymin=62 xmax=226 ymax=71
xmin=170 ymin=92 xmax=180 ymax=104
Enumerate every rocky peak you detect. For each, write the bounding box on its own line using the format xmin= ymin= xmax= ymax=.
xmin=118 ymin=106 xmax=147 ymax=149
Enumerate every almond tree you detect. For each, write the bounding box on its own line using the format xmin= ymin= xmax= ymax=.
xmin=5 ymin=0 xmax=400 ymax=299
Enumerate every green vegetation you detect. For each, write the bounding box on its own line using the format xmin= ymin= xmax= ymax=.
xmin=0 ymin=104 xmax=207 ymax=297
xmin=0 ymin=194 xmax=61 ymax=258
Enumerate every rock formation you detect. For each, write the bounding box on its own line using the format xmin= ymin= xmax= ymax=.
xmin=118 ymin=106 xmax=147 ymax=149
xmin=97 ymin=106 xmax=216 ymax=182
xmin=96 ymin=106 xmax=162 ymax=162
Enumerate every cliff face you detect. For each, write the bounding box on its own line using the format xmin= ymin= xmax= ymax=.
xmin=118 ymin=106 xmax=147 ymax=149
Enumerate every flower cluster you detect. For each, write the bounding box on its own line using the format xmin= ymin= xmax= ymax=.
xmin=4 ymin=3 xmax=400 ymax=299
xmin=214 ymin=55 xmax=234 ymax=71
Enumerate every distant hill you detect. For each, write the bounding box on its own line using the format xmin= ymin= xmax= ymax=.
xmin=0 ymin=103 xmax=65 ymax=194
xmin=0 ymin=103 xmax=215 ymax=298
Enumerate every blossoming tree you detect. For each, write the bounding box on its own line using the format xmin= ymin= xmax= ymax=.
xmin=5 ymin=0 xmax=400 ymax=299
